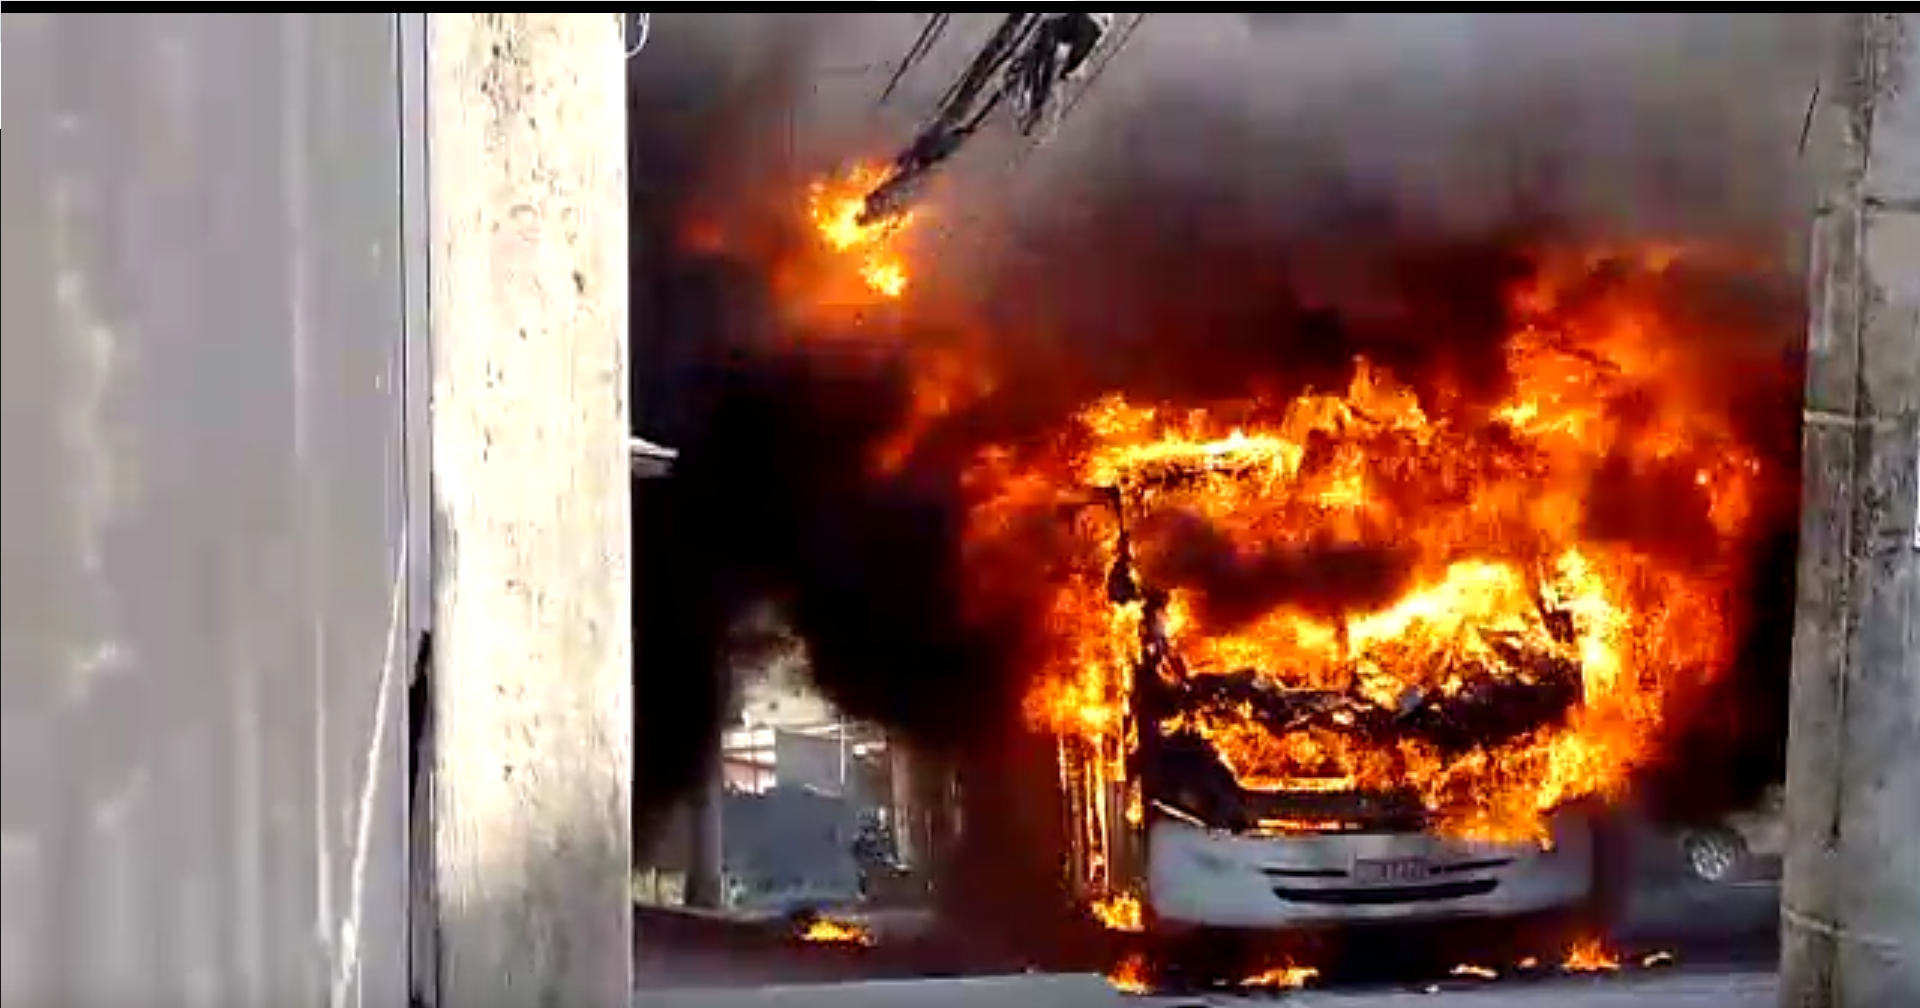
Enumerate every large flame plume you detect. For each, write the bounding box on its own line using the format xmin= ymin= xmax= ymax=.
xmin=793 ymin=172 xmax=1785 ymax=876
xmin=973 ymin=246 xmax=1769 ymax=844
xmin=625 ymin=13 xmax=1811 ymax=944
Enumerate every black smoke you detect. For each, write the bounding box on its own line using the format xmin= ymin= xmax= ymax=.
xmin=625 ymin=16 xmax=1041 ymax=830
xmin=625 ymin=13 xmax=1823 ymax=852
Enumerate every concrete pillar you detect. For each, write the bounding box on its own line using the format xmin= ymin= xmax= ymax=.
xmin=683 ymin=767 xmax=728 ymax=910
xmin=1782 ymin=13 xmax=1920 ymax=1008
xmin=890 ymin=742 xmax=923 ymax=870
xmin=424 ymin=13 xmax=632 ymax=1008
xmin=920 ymin=758 xmax=962 ymax=888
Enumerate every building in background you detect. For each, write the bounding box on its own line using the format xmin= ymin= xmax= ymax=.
xmin=724 ymin=662 xmax=888 ymax=798
xmin=633 ymin=623 xmax=904 ymax=911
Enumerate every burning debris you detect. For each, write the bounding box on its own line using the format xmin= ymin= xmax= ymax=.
xmin=1105 ymin=949 xmax=1321 ymax=995
xmin=1242 ymin=962 xmax=1322 ymax=990
xmin=1090 ymin=892 xmax=1144 ymax=933
xmin=1104 ymin=938 xmax=1665 ymax=997
xmin=1106 ymin=953 xmax=1152 ymax=994
xmin=1435 ymin=945 xmax=1671 ymax=990
xmin=1561 ymin=937 xmax=1622 ymax=974
xmin=796 ymin=916 xmax=876 ymax=947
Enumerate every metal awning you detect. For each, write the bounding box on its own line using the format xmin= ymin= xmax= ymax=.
xmin=630 ymin=436 xmax=678 ymax=478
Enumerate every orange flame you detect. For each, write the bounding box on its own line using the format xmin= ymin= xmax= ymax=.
xmin=970 ymin=247 xmax=1764 ymax=848
xmin=1106 ymin=953 xmax=1152 ymax=994
xmin=799 ymin=917 xmax=873 ymax=946
xmin=1091 ymin=892 xmax=1144 ymax=933
xmin=1244 ymin=963 xmax=1321 ymax=989
xmin=807 ymin=164 xmax=916 ymax=301
xmin=1562 ymin=937 xmax=1621 ymax=973
xmin=767 ymin=164 xmax=1774 ymax=918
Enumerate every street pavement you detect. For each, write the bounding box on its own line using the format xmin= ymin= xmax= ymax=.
xmin=644 ymin=973 xmax=1131 ymax=1007
xmin=1146 ymin=968 xmax=1775 ymax=1007
xmin=637 ymin=968 xmax=1777 ymax=1007
xmin=637 ymin=837 xmax=1783 ymax=1003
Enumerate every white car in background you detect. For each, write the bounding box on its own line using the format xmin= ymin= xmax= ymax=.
xmin=1678 ymin=785 xmax=1785 ymax=884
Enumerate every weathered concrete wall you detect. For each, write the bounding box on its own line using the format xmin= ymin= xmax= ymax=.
xmin=1782 ymin=12 xmax=1920 ymax=1008
xmin=1 ymin=13 xmax=424 ymax=1006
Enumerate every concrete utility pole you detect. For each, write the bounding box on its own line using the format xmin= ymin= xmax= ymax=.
xmin=890 ymin=743 xmax=924 ymax=871
xmin=684 ymin=768 xmax=729 ymax=910
xmin=426 ymin=13 xmax=633 ymax=1008
xmin=1782 ymin=12 xmax=1920 ymax=1008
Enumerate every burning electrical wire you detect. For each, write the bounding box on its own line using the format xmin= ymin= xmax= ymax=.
xmin=854 ymin=13 xmax=1146 ymax=228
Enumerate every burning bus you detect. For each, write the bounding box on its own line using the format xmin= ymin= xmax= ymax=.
xmin=959 ymin=252 xmax=1777 ymax=945
xmin=786 ymin=165 xmax=1782 ymax=953
xmin=1050 ymin=474 xmax=1617 ymax=941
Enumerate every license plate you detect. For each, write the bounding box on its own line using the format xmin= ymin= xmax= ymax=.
xmin=1352 ymin=857 xmax=1431 ymax=884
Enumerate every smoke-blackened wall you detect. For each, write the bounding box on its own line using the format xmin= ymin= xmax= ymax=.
xmin=626 ymin=13 xmax=1826 ymax=845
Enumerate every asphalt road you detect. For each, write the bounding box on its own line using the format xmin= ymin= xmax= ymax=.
xmin=636 ymin=873 xmax=1781 ymax=1003
xmin=1617 ymin=880 xmax=1778 ymax=963
xmin=637 ymin=784 xmax=1781 ymax=998
xmin=638 ymin=966 xmax=1778 ymax=1007
xmin=1160 ymin=968 xmax=1777 ymax=1007
xmin=1135 ymin=862 xmax=1782 ymax=1004
xmin=1178 ymin=846 xmax=1782 ymax=999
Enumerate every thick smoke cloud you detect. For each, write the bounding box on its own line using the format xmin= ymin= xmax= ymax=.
xmin=627 ymin=13 xmax=1827 ymax=846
